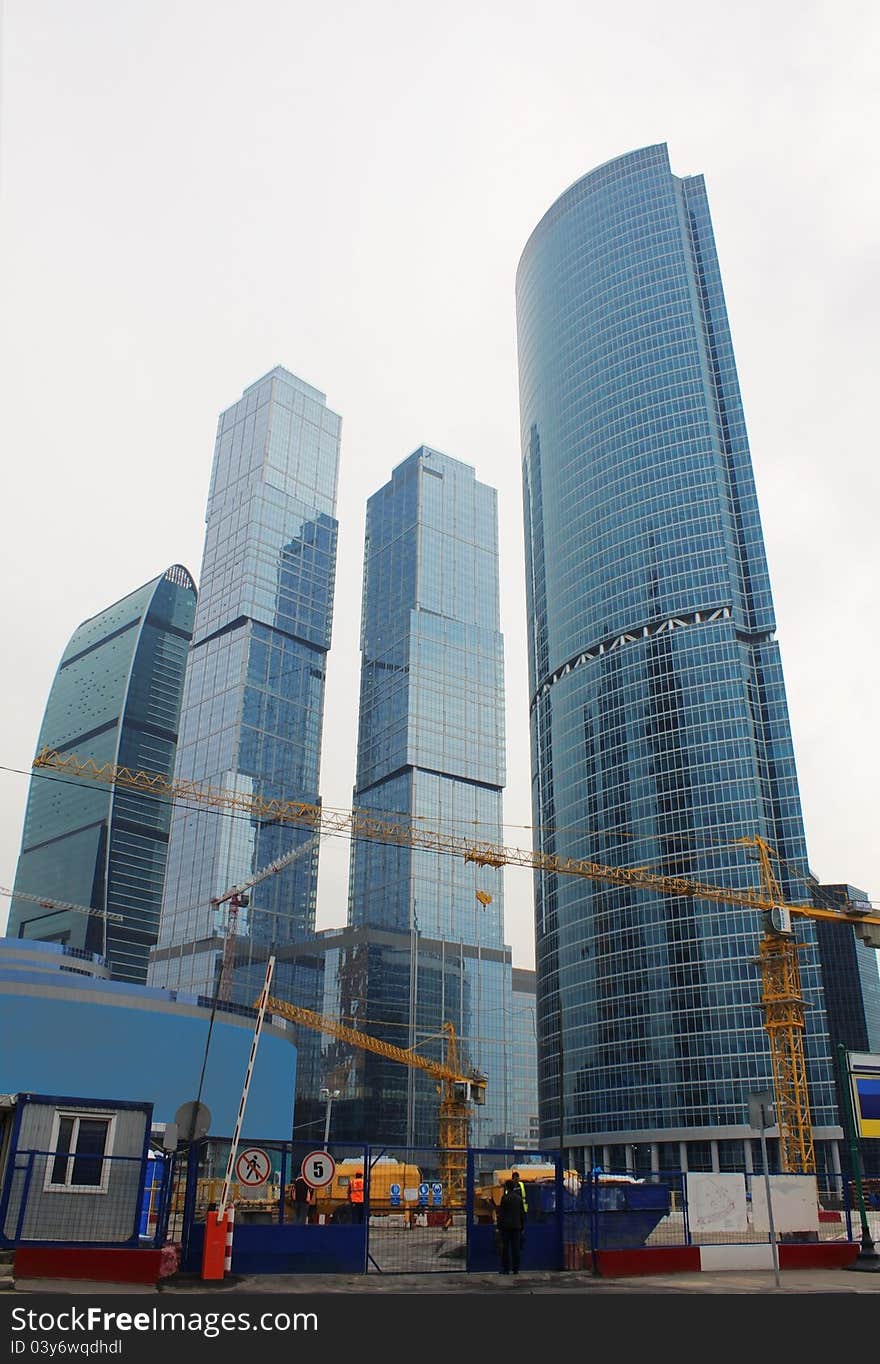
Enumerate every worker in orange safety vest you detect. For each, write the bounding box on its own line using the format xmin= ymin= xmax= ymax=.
xmin=348 ymin=1169 xmax=365 ymax=1223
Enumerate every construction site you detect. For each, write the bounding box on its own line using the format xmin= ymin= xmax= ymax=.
xmin=1 ymin=745 xmax=878 ymax=1286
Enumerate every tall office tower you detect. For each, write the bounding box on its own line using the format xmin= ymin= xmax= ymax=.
xmin=343 ymin=447 xmax=512 ymax=1147
xmin=149 ymin=368 xmax=340 ymax=1009
xmin=516 ymin=144 xmax=841 ymax=1175
xmin=8 ymin=567 xmax=196 ymax=984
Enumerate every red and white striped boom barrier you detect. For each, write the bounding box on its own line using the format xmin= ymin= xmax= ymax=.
xmin=219 ymin=954 xmax=276 ymax=1219
xmin=201 ymin=955 xmax=275 ymax=1280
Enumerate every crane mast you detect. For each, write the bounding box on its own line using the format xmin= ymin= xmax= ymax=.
xmin=746 ymin=836 xmax=814 ymax=1173
xmin=32 ymin=747 xmax=880 ymax=1172
xmin=212 ymin=836 xmax=318 ymax=1002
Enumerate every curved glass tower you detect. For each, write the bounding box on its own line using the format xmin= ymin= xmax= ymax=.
xmin=516 ymin=144 xmax=840 ymax=1174
xmin=8 ymin=566 xmax=197 ymax=983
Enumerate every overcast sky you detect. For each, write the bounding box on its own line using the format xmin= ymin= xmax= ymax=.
xmin=1 ymin=1 xmax=878 ymax=975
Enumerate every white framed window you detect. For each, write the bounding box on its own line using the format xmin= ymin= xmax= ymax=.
xmin=43 ymin=1110 xmax=117 ymax=1194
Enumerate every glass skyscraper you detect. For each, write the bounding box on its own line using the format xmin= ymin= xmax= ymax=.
xmin=8 ymin=566 xmax=197 ymax=984
xmin=148 ymin=367 xmax=340 ymax=1009
xmin=341 ymin=447 xmax=514 ymax=1147
xmin=516 ymin=144 xmax=841 ymax=1174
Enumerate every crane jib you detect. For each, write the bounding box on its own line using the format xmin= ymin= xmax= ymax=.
xmin=30 ymin=746 xmax=880 ymax=1175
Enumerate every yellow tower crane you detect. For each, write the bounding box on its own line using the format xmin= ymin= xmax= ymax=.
xmin=31 ymin=746 xmax=880 ymax=1173
xmin=260 ymin=995 xmax=486 ymax=1204
xmin=0 ymin=886 xmax=123 ymax=927
xmin=465 ymin=831 xmax=879 ymax=1174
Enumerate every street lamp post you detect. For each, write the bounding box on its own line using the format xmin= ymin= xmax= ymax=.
xmin=319 ymin=1088 xmax=341 ymax=1150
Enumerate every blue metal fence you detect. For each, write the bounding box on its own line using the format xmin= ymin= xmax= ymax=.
xmin=147 ymin=1142 xmax=872 ymax=1275
xmin=0 ymin=1149 xmax=170 ymax=1249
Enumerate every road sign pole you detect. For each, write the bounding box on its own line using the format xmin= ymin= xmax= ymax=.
xmin=758 ymin=1120 xmax=781 ymax=1289
xmin=218 ymin=955 xmax=276 ymax=1219
xmin=748 ymin=1089 xmax=780 ymax=1288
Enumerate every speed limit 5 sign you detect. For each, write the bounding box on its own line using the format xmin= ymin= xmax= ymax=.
xmin=301 ymin=1149 xmax=336 ymax=1188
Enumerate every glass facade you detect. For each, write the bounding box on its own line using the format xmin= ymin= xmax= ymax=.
xmin=272 ymin=927 xmax=521 ymax=1151
xmin=516 ymin=144 xmax=840 ymax=1171
xmin=508 ymin=968 xmax=539 ymax=1149
xmin=8 ymin=566 xmax=196 ymax=984
xmin=148 ymin=367 xmax=340 ymax=1011
xmin=812 ymin=886 xmax=880 ymax=1058
xmin=341 ymin=448 xmax=517 ymax=1146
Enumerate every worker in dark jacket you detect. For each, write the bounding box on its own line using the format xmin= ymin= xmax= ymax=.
xmin=291 ymin=1169 xmax=312 ymax=1225
xmin=510 ymin=1169 xmax=528 ymax=1215
xmin=496 ymin=1180 xmax=526 ymax=1274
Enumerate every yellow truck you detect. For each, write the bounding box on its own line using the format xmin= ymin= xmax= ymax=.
xmin=299 ymin=1157 xmax=430 ymax=1224
xmin=473 ymin=1164 xmax=581 ymax=1221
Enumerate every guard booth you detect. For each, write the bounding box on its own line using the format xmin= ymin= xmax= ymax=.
xmin=0 ymin=1092 xmax=160 ymax=1250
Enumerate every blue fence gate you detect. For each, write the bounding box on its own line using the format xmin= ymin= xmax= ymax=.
xmin=165 ymin=1141 xmax=862 ymax=1276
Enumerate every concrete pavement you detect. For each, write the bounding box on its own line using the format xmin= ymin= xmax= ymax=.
xmin=11 ymin=1263 xmax=880 ymax=1294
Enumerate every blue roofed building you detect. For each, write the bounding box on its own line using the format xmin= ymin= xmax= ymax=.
xmin=0 ymin=939 xmax=296 ymax=1140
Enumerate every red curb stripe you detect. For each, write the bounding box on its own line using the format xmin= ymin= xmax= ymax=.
xmin=15 ymin=1247 xmax=163 ymax=1284
xmin=595 ymin=1246 xmax=701 ymax=1277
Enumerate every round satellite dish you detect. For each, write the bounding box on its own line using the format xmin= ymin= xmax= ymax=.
xmin=174 ymin=1100 xmax=212 ymax=1141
